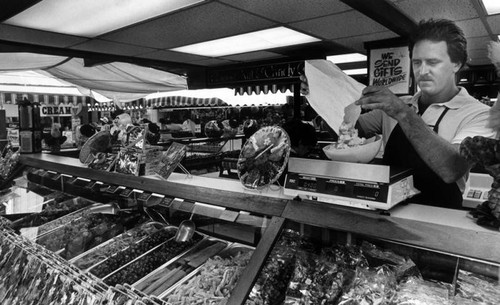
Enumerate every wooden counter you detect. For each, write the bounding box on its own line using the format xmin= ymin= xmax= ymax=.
xmin=16 ymin=153 xmax=500 ymax=304
xmin=19 ymin=153 xmax=500 ymax=264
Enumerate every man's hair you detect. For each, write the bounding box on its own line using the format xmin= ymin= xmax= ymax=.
xmin=410 ymin=19 xmax=468 ymax=68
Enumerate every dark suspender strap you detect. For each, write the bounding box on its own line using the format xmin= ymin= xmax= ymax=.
xmin=433 ymin=107 xmax=450 ymax=133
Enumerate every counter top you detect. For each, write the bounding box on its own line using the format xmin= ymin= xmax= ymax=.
xmin=18 ymin=153 xmax=500 ymax=263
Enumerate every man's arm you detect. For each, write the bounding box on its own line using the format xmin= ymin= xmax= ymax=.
xmin=396 ymin=109 xmax=470 ymax=183
xmin=356 ymin=86 xmax=470 ymax=183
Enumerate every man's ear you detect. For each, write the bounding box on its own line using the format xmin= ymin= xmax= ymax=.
xmin=453 ymin=62 xmax=462 ymax=73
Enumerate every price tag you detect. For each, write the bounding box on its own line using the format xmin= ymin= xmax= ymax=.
xmin=137 ymin=192 xmax=152 ymax=202
xmin=219 ymin=210 xmax=239 ymax=222
xmin=106 ymin=185 xmax=119 ymax=193
xmin=160 ymin=197 xmax=174 ymax=207
xmin=119 ymin=188 xmax=133 ymax=197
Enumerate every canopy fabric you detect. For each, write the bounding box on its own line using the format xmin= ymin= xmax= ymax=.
xmin=0 ymin=53 xmax=68 ymax=70
xmin=0 ymin=53 xmax=188 ymax=102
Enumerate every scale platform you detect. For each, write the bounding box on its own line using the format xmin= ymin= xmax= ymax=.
xmin=283 ymin=158 xmax=420 ymax=210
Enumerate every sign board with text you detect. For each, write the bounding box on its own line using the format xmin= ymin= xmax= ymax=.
xmin=369 ymin=46 xmax=411 ymax=94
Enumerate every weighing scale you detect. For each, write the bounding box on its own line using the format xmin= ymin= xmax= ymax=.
xmin=283 ymin=158 xmax=420 ymax=210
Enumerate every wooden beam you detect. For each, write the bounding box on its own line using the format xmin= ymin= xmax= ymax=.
xmin=226 ymin=216 xmax=286 ymax=305
xmin=0 ymin=0 xmax=42 ymax=22
xmin=0 ymin=39 xmax=200 ymax=76
xmin=19 ymin=154 xmax=288 ymax=217
xmin=340 ymin=0 xmax=417 ymax=37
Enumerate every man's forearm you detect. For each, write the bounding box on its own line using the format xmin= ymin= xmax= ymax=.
xmin=397 ymin=110 xmax=470 ymax=183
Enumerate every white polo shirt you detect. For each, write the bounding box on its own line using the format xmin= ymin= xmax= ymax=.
xmin=357 ymin=86 xmax=496 ymax=192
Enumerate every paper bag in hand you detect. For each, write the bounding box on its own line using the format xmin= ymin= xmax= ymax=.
xmin=158 ymin=142 xmax=187 ymax=179
xmin=304 ymin=60 xmax=365 ymax=133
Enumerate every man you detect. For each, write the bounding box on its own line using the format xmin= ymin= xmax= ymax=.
xmin=301 ymin=19 xmax=496 ymax=209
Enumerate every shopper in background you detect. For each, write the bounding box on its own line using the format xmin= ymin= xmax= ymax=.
xmin=301 ymin=19 xmax=496 ymax=209
xmin=282 ymin=119 xmax=326 ymax=159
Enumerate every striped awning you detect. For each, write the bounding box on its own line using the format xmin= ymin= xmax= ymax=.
xmin=0 ymin=91 xmax=93 ymax=105
xmin=146 ymin=95 xmax=228 ymax=108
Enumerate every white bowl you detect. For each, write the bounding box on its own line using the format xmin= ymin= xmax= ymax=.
xmin=323 ymin=135 xmax=382 ymax=163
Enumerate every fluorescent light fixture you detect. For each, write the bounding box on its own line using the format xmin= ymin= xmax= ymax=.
xmin=171 ymin=27 xmax=321 ymax=57
xmin=327 ymin=53 xmax=367 ymax=64
xmin=5 ymin=0 xmax=204 ymax=37
xmin=482 ymin=0 xmax=500 ymax=15
xmin=343 ymin=68 xmax=367 ymax=75
xmin=498 ymin=35 xmax=500 ymax=41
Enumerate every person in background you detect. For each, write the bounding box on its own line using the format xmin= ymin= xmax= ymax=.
xmin=282 ymin=119 xmax=326 ymax=159
xmin=75 ymin=124 xmax=96 ymax=149
xmin=278 ymin=119 xmax=326 ymax=185
xmin=301 ymin=19 xmax=496 ymax=209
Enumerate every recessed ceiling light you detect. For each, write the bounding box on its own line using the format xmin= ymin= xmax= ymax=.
xmin=171 ymin=27 xmax=321 ymax=57
xmin=5 ymin=0 xmax=204 ymax=37
xmin=327 ymin=53 xmax=367 ymax=64
xmin=343 ymin=68 xmax=367 ymax=75
xmin=481 ymin=0 xmax=500 ymax=15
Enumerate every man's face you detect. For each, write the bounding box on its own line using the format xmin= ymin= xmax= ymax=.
xmin=411 ymin=40 xmax=461 ymax=96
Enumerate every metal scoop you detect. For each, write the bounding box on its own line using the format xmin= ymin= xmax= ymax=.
xmin=88 ymin=202 xmax=131 ymax=215
xmin=174 ymin=212 xmax=195 ymax=243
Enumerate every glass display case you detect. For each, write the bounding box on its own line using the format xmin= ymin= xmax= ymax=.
xmin=0 ymin=153 xmax=498 ymax=304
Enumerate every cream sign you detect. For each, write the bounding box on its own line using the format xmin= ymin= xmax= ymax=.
xmin=369 ymin=46 xmax=411 ymax=94
xmin=40 ymin=105 xmax=73 ymax=117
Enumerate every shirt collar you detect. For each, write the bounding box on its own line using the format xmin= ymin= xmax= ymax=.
xmin=410 ymin=86 xmax=470 ymax=112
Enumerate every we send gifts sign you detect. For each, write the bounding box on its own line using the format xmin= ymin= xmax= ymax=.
xmin=369 ymin=46 xmax=411 ymax=94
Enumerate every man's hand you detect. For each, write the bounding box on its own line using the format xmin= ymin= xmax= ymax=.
xmin=355 ymin=86 xmax=410 ymax=121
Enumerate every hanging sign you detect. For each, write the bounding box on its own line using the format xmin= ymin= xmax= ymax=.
xmin=207 ymin=61 xmax=303 ymax=87
xmin=369 ymin=46 xmax=411 ymax=94
xmin=40 ymin=105 xmax=73 ymax=117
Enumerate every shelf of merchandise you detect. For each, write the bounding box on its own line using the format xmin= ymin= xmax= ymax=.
xmin=15 ymin=153 xmax=500 ymax=304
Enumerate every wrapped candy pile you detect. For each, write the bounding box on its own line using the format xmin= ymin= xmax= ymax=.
xmin=0 ymin=144 xmax=20 ymax=183
xmin=460 ymin=135 xmax=500 ymax=228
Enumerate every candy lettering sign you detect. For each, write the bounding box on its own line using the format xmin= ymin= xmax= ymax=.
xmin=369 ymin=46 xmax=411 ymax=94
xmin=40 ymin=105 xmax=73 ymax=117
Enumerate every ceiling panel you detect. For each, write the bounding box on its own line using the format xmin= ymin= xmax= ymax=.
xmin=218 ymin=0 xmax=353 ymax=23
xmin=455 ymin=18 xmax=490 ymax=37
xmin=291 ymin=10 xmax=390 ymax=40
xmin=486 ymin=14 xmax=500 ymax=35
xmin=333 ymin=31 xmax=399 ymax=54
xmin=394 ymin=0 xmax=479 ymax=22
xmin=100 ymin=1 xmax=276 ymax=50
xmin=5 ymin=0 xmax=207 ymax=37
xmin=0 ymin=0 xmax=496 ymax=82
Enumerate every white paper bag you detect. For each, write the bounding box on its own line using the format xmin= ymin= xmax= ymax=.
xmin=304 ymin=60 xmax=365 ymax=133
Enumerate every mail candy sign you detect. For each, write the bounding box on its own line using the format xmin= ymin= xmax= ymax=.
xmin=369 ymin=46 xmax=411 ymax=94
